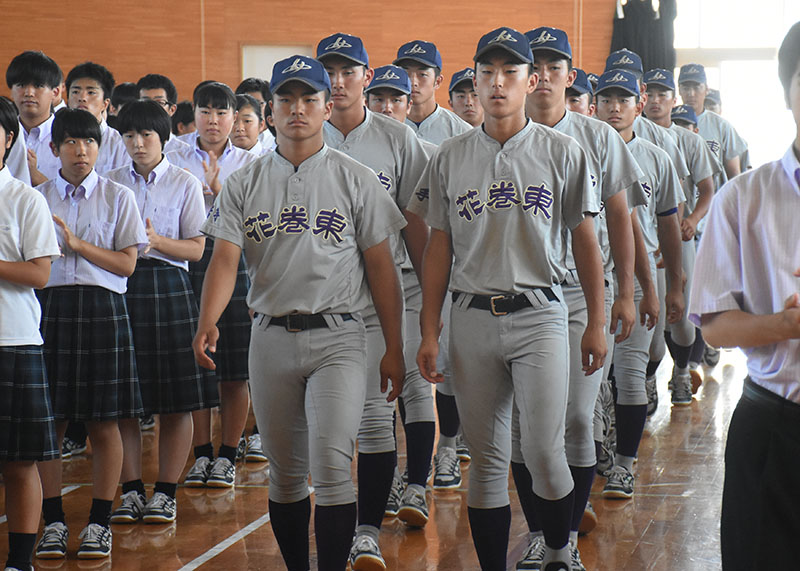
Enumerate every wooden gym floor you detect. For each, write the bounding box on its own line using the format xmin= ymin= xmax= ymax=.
xmin=0 ymin=349 xmax=745 ymax=570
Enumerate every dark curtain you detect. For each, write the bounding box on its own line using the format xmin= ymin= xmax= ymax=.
xmin=610 ymin=0 xmax=677 ymax=72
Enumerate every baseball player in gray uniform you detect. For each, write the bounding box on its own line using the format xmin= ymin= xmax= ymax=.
xmin=413 ymin=27 xmax=607 ymax=571
xmin=314 ymin=33 xmax=431 ymax=569
xmin=643 ymin=69 xmax=721 ymax=408
xmin=594 ymin=69 xmax=685 ymax=501
xmin=193 ymin=55 xmax=406 ymax=571
xmin=511 ymin=26 xmax=646 ymax=570
xmin=448 ymin=68 xmax=484 ymax=127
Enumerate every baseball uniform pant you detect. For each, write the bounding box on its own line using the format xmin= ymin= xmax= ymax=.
xmin=401 ymin=271 xmax=435 ymax=423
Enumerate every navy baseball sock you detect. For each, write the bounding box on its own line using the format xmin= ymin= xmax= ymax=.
xmin=664 ymin=329 xmax=677 ymax=359
xmin=468 ymin=505 xmax=510 ymax=571
xmin=269 ymin=497 xmax=310 ymax=571
xmin=690 ymin=327 xmax=705 ymax=363
xmin=435 ymin=391 xmax=460 ymax=438
xmin=403 ymin=421 xmax=435 ymax=486
xmin=194 ymin=442 xmax=213 ymax=460
xmin=122 ymin=479 xmax=146 ymax=496
xmin=569 ymin=465 xmax=596 ymax=531
xmin=615 ymin=404 xmax=648 ymax=458
xmin=398 ymin=397 xmax=407 ymax=425
xmin=154 ymin=481 xmax=177 ymax=499
xmin=646 ymin=359 xmax=661 ymax=378
xmin=6 ymin=532 xmax=36 ymax=570
xmin=533 ymin=488 xmax=574 ymax=550
xmin=315 ymin=502 xmax=357 ymax=571
xmin=673 ymin=343 xmax=693 ymax=369
xmin=89 ymin=498 xmax=113 ymax=528
xmin=357 ymin=451 xmax=396 ymax=528
xmin=42 ymin=496 xmax=65 ymax=525
xmin=510 ymin=461 xmax=541 ymax=532
xmin=218 ymin=444 xmax=237 ymax=464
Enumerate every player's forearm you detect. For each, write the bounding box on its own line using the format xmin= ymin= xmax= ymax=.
xmin=657 ymin=213 xmax=683 ymax=290
xmin=401 ymin=209 xmax=429 ymax=280
xmin=724 ymin=156 xmax=741 ymax=180
xmin=686 ymin=177 xmax=714 ymax=225
xmin=0 ymin=257 xmax=52 ymax=289
xmin=75 ymin=242 xmax=138 ymax=277
xmin=197 ymin=239 xmax=241 ymax=330
xmin=420 ymin=229 xmax=452 ymax=340
xmin=631 ymin=211 xmax=654 ymax=289
xmin=150 ymin=236 xmax=206 ymax=262
xmin=604 ymin=192 xmax=634 ymax=301
xmin=29 ymin=167 xmax=48 ymax=187
xmin=363 ymin=239 xmax=404 ymax=352
xmin=701 ymin=310 xmax=796 ymax=349
xmin=571 ymin=218 xmax=606 ymax=327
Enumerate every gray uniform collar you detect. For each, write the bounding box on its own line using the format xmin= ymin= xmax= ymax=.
xmin=476 ymin=118 xmax=535 ymax=150
xmin=273 ymin=144 xmax=330 ymax=173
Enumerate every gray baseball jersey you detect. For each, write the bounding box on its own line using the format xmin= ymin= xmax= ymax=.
xmin=627 ymin=135 xmax=683 ymax=254
xmin=553 ymin=110 xmax=647 ymax=272
xmin=405 ymin=105 xmax=472 ymax=145
xmin=634 ymin=115 xmax=690 ymax=180
xmin=696 ymin=109 xmax=748 ymax=187
xmin=667 ymin=122 xmax=720 ymax=213
xmin=415 ymin=119 xmax=598 ymax=294
xmin=201 ymin=146 xmax=407 ymax=316
xmin=324 ymin=109 xmax=428 ymax=265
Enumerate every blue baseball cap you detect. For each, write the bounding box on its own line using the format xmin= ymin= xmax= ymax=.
xmin=705 ymin=88 xmax=721 ymax=105
xmin=671 ymin=104 xmax=698 ymax=126
xmin=569 ymin=68 xmax=592 ymax=95
xmin=448 ymin=68 xmax=476 ymax=93
xmin=643 ymin=68 xmax=675 ymax=91
xmin=366 ymin=65 xmax=411 ymax=95
xmin=316 ymin=33 xmax=369 ymax=67
xmin=587 ymin=72 xmax=600 ymax=89
xmin=525 ymin=27 xmax=572 ymax=60
xmin=605 ymin=49 xmax=643 ymax=78
xmin=270 ymin=55 xmax=331 ymax=94
xmin=393 ymin=41 xmax=442 ymax=69
xmin=474 ymin=27 xmax=533 ymax=64
xmin=678 ymin=63 xmax=707 ymax=85
xmin=595 ymin=69 xmax=640 ymax=98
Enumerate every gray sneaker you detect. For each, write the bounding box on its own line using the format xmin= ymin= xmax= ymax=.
xmin=570 ymin=543 xmax=586 ymax=571
xmin=645 ymin=374 xmax=658 ymax=416
xmin=603 ymin=464 xmax=634 ymax=499
xmin=35 ymin=522 xmax=69 ymax=559
xmin=433 ymin=446 xmax=461 ymax=489
xmin=244 ymin=433 xmax=268 ymax=462
xmin=184 ymin=456 xmax=211 ymax=487
xmin=77 ymin=523 xmax=112 ymax=559
xmin=397 ymin=485 xmax=429 ymax=527
xmin=455 ymin=433 xmax=471 ymax=462
xmin=516 ymin=534 xmax=545 ymax=570
xmin=671 ymin=373 xmax=693 ymax=406
xmin=110 ymin=490 xmax=146 ymax=523
xmin=349 ymin=534 xmax=385 ymax=571
xmin=207 ymin=457 xmax=235 ymax=488
xmin=143 ymin=491 xmax=177 ymax=523
xmin=384 ymin=470 xmax=404 ymax=517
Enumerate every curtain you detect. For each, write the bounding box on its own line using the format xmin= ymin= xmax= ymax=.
xmin=610 ymin=0 xmax=677 ymax=72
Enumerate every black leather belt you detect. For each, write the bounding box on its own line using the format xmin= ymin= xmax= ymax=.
xmin=267 ymin=313 xmax=353 ymax=332
xmin=453 ymin=289 xmax=558 ymax=316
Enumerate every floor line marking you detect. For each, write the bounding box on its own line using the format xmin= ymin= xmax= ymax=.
xmin=177 ymin=512 xmax=271 ymax=570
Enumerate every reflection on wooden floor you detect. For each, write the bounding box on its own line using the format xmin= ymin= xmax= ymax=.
xmin=0 ymin=349 xmax=746 ymax=570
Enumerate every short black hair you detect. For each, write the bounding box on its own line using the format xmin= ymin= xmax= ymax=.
xmin=172 ymin=100 xmax=194 ymax=135
xmin=116 ymin=99 xmax=172 ymax=148
xmin=236 ymin=78 xmax=270 ymax=100
xmin=51 ymin=107 xmax=103 ymax=148
xmin=566 ymin=87 xmax=592 ymax=104
xmin=137 ymin=73 xmax=178 ymax=105
xmin=6 ymin=50 xmax=62 ymax=89
xmin=192 ymin=79 xmax=218 ymax=101
xmin=236 ymin=94 xmax=263 ymax=121
xmin=778 ymin=21 xmax=800 ymax=102
xmin=194 ymin=81 xmax=236 ymax=110
xmin=111 ymin=82 xmax=139 ymax=109
xmin=66 ymin=62 xmax=115 ymax=100
xmin=0 ymin=97 xmax=20 ymax=161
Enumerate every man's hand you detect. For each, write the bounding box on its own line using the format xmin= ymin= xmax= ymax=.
xmin=380 ymin=347 xmax=405 ymax=402
xmin=609 ymin=295 xmax=635 ymax=343
xmin=192 ymin=323 xmax=219 ymax=370
xmin=639 ymin=283 xmax=660 ymax=330
xmin=581 ymin=323 xmax=607 ymax=375
xmin=417 ymin=336 xmax=444 ymax=384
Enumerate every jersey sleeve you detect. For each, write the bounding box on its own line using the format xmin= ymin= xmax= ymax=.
xmin=602 ymin=125 xmax=647 ymax=208
xmin=201 ymin=171 xmax=246 ymax=248
xmin=562 ymin=139 xmax=599 ymax=230
xmin=395 ymin=129 xmax=429 ymax=211
xmin=417 ymin=151 xmax=451 ymax=234
xmin=21 ymin=189 xmax=61 ymax=262
xmin=661 ymin=132 xmax=691 ymax=180
xmin=178 ymin=173 xmax=207 ymax=240
xmin=721 ymin=121 xmax=748 ymax=164
xmin=655 ymin=152 xmax=683 ymax=215
xmin=353 ymin=168 xmax=408 ymax=252
xmin=687 ymin=132 xmax=720 ymax=185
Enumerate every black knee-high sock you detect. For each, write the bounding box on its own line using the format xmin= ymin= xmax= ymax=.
xmin=665 ymin=329 xmax=678 ymax=360
xmin=510 ymin=461 xmax=541 ymax=532
xmin=269 ymin=497 xmax=311 ymax=571
xmin=398 ymin=397 xmax=407 ymax=425
xmin=468 ymin=505 xmax=511 ymax=571
xmin=435 ymin=391 xmax=460 ymax=437
xmin=42 ymin=496 xmax=64 ymax=525
xmin=357 ymin=451 xmax=395 ymax=528
xmin=7 ymin=532 xmax=36 ymax=570
xmin=615 ymin=404 xmax=648 ymax=458
xmin=532 ymin=489 xmax=574 ymax=550
xmin=569 ymin=466 xmax=596 ymax=531
xmin=403 ymin=421 xmax=435 ymax=486
xmin=315 ymin=502 xmax=357 ymax=571
xmin=672 ymin=343 xmax=693 ymax=369
xmin=645 ymin=359 xmax=661 ymax=378
xmin=690 ymin=327 xmax=705 ymax=363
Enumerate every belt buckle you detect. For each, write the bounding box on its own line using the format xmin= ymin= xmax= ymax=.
xmin=489 ymin=295 xmax=508 ymax=316
xmin=285 ymin=314 xmax=305 ymax=332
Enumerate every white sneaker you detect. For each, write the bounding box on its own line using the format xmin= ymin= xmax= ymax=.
xmin=397 ymin=485 xmax=429 ymax=527
xmin=207 ymin=457 xmax=236 ymax=488
xmin=349 ymin=534 xmax=386 ymax=571
xmin=516 ymin=534 xmax=545 ymax=569
xmin=35 ymin=522 xmax=68 ymax=559
xmin=244 ymin=433 xmax=268 ymax=462
xmin=110 ymin=490 xmax=146 ymax=523
xmin=184 ymin=456 xmax=211 ymax=487
xmin=432 ymin=446 xmax=461 ymax=489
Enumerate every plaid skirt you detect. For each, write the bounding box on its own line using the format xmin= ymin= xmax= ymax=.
xmin=126 ymin=260 xmax=220 ymax=414
xmin=0 ymin=346 xmax=59 ymax=461
xmin=188 ymin=239 xmax=251 ymax=382
xmin=37 ymin=286 xmax=143 ymax=421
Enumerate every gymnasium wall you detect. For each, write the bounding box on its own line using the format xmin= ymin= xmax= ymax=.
xmin=1 ymin=0 xmax=617 ymax=104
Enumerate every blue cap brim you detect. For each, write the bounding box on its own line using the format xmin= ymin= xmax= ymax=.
xmin=270 ymin=77 xmax=330 ymax=95
xmin=317 ymin=52 xmax=368 ymax=66
xmin=595 ymin=84 xmax=639 ymax=98
xmin=473 ymin=43 xmax=532 ymax=64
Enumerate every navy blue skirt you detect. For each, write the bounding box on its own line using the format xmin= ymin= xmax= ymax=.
xmin=188 ymin=239 xmax=251 ymax=382
xmin=126 ymin=260 xmax=220 ymax=414
xmin=0 ymin=345 xmax=59 ymax=461
xmin=37 ymin=286 xmax=143 ymax=421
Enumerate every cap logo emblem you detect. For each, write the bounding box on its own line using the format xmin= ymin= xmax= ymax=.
xmin=530 ymin=30 xmax=558 ymax=44
xmin=607 ymin=72 xmax=628 ymax=83
xmin=283 ymin=58 xmax=312 ymax=74
xmin=462 ymin=69 xmax=475 ymax=78
xmin=685 ymin=66 xmax=701 ymax=74
xmin=326 ymin=37 xmax=352 ymax=51
xmin=405 ymin=44 xmax=427 ymax=55
xmin=376 ymin=69 xmax=401 ymax=81
xmin=489 ymin=30 xmax=517 ymax=44
xmin=613 ymin=55 xmax=635 ymax=65
xmin=651 ymin=71 xmax=667 ymax=80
